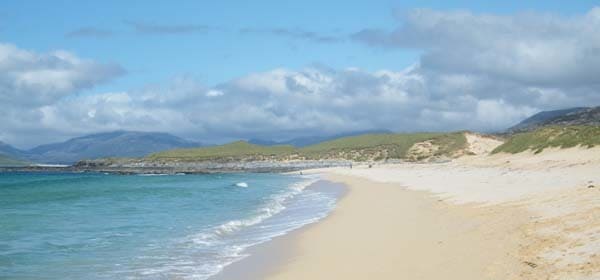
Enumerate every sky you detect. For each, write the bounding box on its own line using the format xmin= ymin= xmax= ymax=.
xmin=1 ymin=0 xmax=600 ymax=148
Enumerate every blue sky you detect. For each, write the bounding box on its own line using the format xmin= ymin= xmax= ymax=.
xmin=4 ymin=1 xmax=403 ymax=91
xmin=2 ymin=1 xmax=600 ymax=147
xmin=3 ymin=0 xmax=597 ymax=90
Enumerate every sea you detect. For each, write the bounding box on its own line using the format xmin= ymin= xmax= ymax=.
xmin=0 ymin=172 xmax=339 ymax=279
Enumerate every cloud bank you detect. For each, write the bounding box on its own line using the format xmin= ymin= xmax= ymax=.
xmin=7 ymin=66 xmax=537 ymax=148
xmin=3 ymin=7 xmax=600 ymax=148
xmin=353 ymin=8 xmax=600 ymax=90
xmin=0 ymin=43 xmax=124 ymax=147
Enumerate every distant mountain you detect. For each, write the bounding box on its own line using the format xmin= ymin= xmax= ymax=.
xmin=508 ymin=107 xmax=599 ymax=133
xmin=0 ymin=141 xmax=26 ymax=159
xmin=249 ymin=129 xmax=393 ymax=147
xmin=27 ymin=131 xmax=201 ymax=164
xmin=544 ymin=106 xmax=600 ymax=126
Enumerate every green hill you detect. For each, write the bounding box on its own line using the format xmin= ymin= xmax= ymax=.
xmin=493 ymin=125 xmax=600 ymax=154
xmin=148 ymin=141 xmax=295 ymax=161
xmin=148 ymin=132 xmax=468 ymax=162
xmin=0 ymin=154 xmax=28 ymax=167
xmin=299 ymin=132 xmax=466 ymax=161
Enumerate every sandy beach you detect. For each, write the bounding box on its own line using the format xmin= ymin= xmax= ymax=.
xmin=215 ymin=136 xmax=600 ymax=280
xmin=261 ymin=175 xmax=528 ymax=280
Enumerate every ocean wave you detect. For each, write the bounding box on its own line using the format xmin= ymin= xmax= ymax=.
xmin=195 ymin=178 xmax=318 ymax=243
xmin=179 ymin=176 xmax=334 ymax=279
xmin=234 ymin=182 xmax=248 ymax=188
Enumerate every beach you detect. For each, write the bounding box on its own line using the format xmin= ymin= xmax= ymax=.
xmin=215 ymin=142 xmax=600 ymax=279
xmin=262 ymin=175 xmax=527 ymax=280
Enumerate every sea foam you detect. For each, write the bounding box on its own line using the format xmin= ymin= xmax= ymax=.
xmin=234 ymin=182 xmax=248 ymax=188
xmin=181 ymin=175 xmax=336 ymax=280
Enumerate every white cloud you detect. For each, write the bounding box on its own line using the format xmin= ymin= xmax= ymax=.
xmin=0 ymin=43 xmax=124 ymax=107
xmin=0 ymin=43 xmax=124 ymax=147
xmin=475 ymin=99 xmax=535 ymax=129
xmin=354 ymin=7 xmax=600 ymax=87
xmin=16 ymin=66 xmax=539 ymax=148
xmin=4 ymin=8 xmax=600 ymax=148
xmin=205 ymin=89 xmax=224 ymax=97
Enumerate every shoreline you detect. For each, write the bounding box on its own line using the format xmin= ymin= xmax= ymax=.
xmin=212 ymin=147 xmax=600 ymax=279
xmin=213 ymin=173 xmax=528 ymax=280
xmin=210 ymin=179 xmax=348 ymax=280
xmin=265 ymin=174 xmax=528 ymax=279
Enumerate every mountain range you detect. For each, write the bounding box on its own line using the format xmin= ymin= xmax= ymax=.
xmin=0 ymin=129 xmax=392 ymax=165
xmin=0 ymin=131 xmax=201 ymax=164
xmin=1 ymin=106 xmax=599 ymax=166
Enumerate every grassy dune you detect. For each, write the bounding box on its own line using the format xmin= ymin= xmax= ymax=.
xmin=148 ymin=132 xmax=468 ymax=162
xmin=300 ymin=132 xmax=466 ymax=161
xmin=493 ymin=126 xmax=600 ymax=154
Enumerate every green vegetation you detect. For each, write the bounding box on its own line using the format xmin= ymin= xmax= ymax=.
xmin=301 ymin=133 xmax=440 ymax=152
xmin=0 ymin=154 xmax=28 ymax=167
xmin=299 ymin=132 xmax=466 ymax=160
xmin=148 ymin=141 xmax=295 ymax=161
xmin=492 ymin=126 xmax=600 ymax=154
xmin=148 ymin=132 xmax=468 ymax=162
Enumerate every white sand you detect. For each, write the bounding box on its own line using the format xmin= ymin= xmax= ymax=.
xmin=327 ymin=147 xmax=600 ymax=205
xmin=263 ymin=175 xmax=526 ymax=280
xmin=231 ymin=132 xmax=600 ymax=280
xmin=306 ymin=146 xmax=600 ymax=279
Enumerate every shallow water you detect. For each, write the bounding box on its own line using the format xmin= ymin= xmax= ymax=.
xmin=0 ymin=172 xmax=337 ymax=279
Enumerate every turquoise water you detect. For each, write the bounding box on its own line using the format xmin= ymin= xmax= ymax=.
xmin=0 ymin=172 xmax=337 ymax=279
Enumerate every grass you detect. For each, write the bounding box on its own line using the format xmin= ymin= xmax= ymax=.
xmin=0 ymin=154 xmax=28 ymax=167
xmin=492 ymin=125 xmax=600 ymax=154
xmin=148 ymin=141 xmax=295 ymax=161
xmin=148 ymin=132 xmax=468 ymax=162
xmin=299 ymin=132 xmax=466 ymax=160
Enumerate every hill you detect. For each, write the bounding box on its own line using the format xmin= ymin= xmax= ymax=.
xmin=507 ymin=106 xmax=599 ymax=133
xmin=0 ymin=154 xmax=28 ymax=167
xmin=27 ymin=131 xmax=201 ymax=164
xmin=248 ymin=129 xmax=393 ymax=147
xmin=148 ymin=141 xmax=294 ymax=161
xmin=0 ymin=141 xmax=26 ymax=159
xmin=493 ymin=126 xmax=600 ymax=154
xmin=150 ymin=132 xmax=468 ymax=162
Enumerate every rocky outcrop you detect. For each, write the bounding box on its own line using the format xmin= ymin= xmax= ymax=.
xmin=72 ymin=158 xmax=353 ymax=174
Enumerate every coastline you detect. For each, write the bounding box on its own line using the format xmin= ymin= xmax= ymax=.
xmin=213 ymin=174 xmax=527 ymax=280
xmin=212 ymin=147 xmax=600 ymax=279
xmin=269 ymin=174 xmax=527 ymax=279
xmin=210 ymin=180 xmax=347 ymax=280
